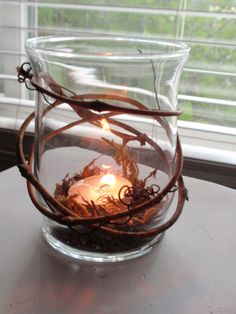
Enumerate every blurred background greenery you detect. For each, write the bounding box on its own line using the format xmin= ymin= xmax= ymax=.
xmin=36 ymin=0 xmax=236 ymax=127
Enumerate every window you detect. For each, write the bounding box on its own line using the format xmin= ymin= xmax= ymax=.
xmin=0 ymin=0 xmax=235 ymax=169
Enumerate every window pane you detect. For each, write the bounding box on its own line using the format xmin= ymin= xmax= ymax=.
xmin=37 ymin=7 xmax=176 ymax=38
xmin=186 ymin=0 xmax=236 ymax=12
xmin=183 ymin=16 xmax=236 ymax=43
xmin=37 ymin=0 xmax=178 ymax=9
xmin=1 ymin=0 xmax=235 ymax=134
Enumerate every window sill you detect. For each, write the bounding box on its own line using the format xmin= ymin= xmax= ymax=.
xmin=0 ymin=96 xmax=235 ymax=187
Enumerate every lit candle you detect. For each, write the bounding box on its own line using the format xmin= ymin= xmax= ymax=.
xmin=68 ymin=173 xmax=132 ymax=205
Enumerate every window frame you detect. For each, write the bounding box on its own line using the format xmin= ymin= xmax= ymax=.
xmin=0 ymin=0 xmax=235 ymax=187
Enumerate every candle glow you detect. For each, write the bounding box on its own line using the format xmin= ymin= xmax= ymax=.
xmin=68 ymin=173 xmax=132 ymax=205
xmin=101 ymin=118 xmax=110 ymax=131
xmin=68 ymin=118 xmax=132 ymax=207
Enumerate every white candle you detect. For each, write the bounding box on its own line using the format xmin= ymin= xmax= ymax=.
xmin=68 ymin=173 xmax=132 ymax=205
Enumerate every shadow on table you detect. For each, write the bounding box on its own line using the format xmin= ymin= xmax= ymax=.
xmin=6 ymin=232 xmax=169 ymax=314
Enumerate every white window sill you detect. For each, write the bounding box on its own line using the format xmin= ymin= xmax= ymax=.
xmin=0 ymin=96 xmax=235 ymax=168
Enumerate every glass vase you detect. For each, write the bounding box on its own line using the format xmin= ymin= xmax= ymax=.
xmin=23 ymin=36 xmax=189 ymax=262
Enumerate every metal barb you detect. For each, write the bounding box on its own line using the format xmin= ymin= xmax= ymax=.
xmin=168 ymin=184 xmax=178 ymax=193
xmin=184 ymin=188 xmax=189 ymax=201
xmin=17 ymin=62 xmax=33 ymax=83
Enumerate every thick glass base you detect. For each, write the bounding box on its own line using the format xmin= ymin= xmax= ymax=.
xmin=42 ymin=219 xmax=164 ymax=262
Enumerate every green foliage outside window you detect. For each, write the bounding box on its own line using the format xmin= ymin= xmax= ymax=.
xmin=37 ymin=1 xmax=236 ymax=127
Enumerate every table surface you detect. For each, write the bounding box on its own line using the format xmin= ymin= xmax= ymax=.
xmin=0 ymin=167 xmax=235 ymax=314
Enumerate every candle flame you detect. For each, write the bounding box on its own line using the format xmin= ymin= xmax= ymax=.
xmin=101 ymin=118 xmax=110 ymax=131
xmin=100 ymin=174 xmax=116 ymax=188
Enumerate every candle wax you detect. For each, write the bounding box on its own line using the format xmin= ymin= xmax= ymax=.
xmin=68 ymin=174 xmax=132 ymax=205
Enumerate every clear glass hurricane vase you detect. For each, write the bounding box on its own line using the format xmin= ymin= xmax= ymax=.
xmin=24 ymin=36 xmax=189 ymax=262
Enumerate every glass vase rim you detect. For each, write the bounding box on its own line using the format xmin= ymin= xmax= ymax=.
xmin=25 ymin=35 xmax=190 ymax=61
